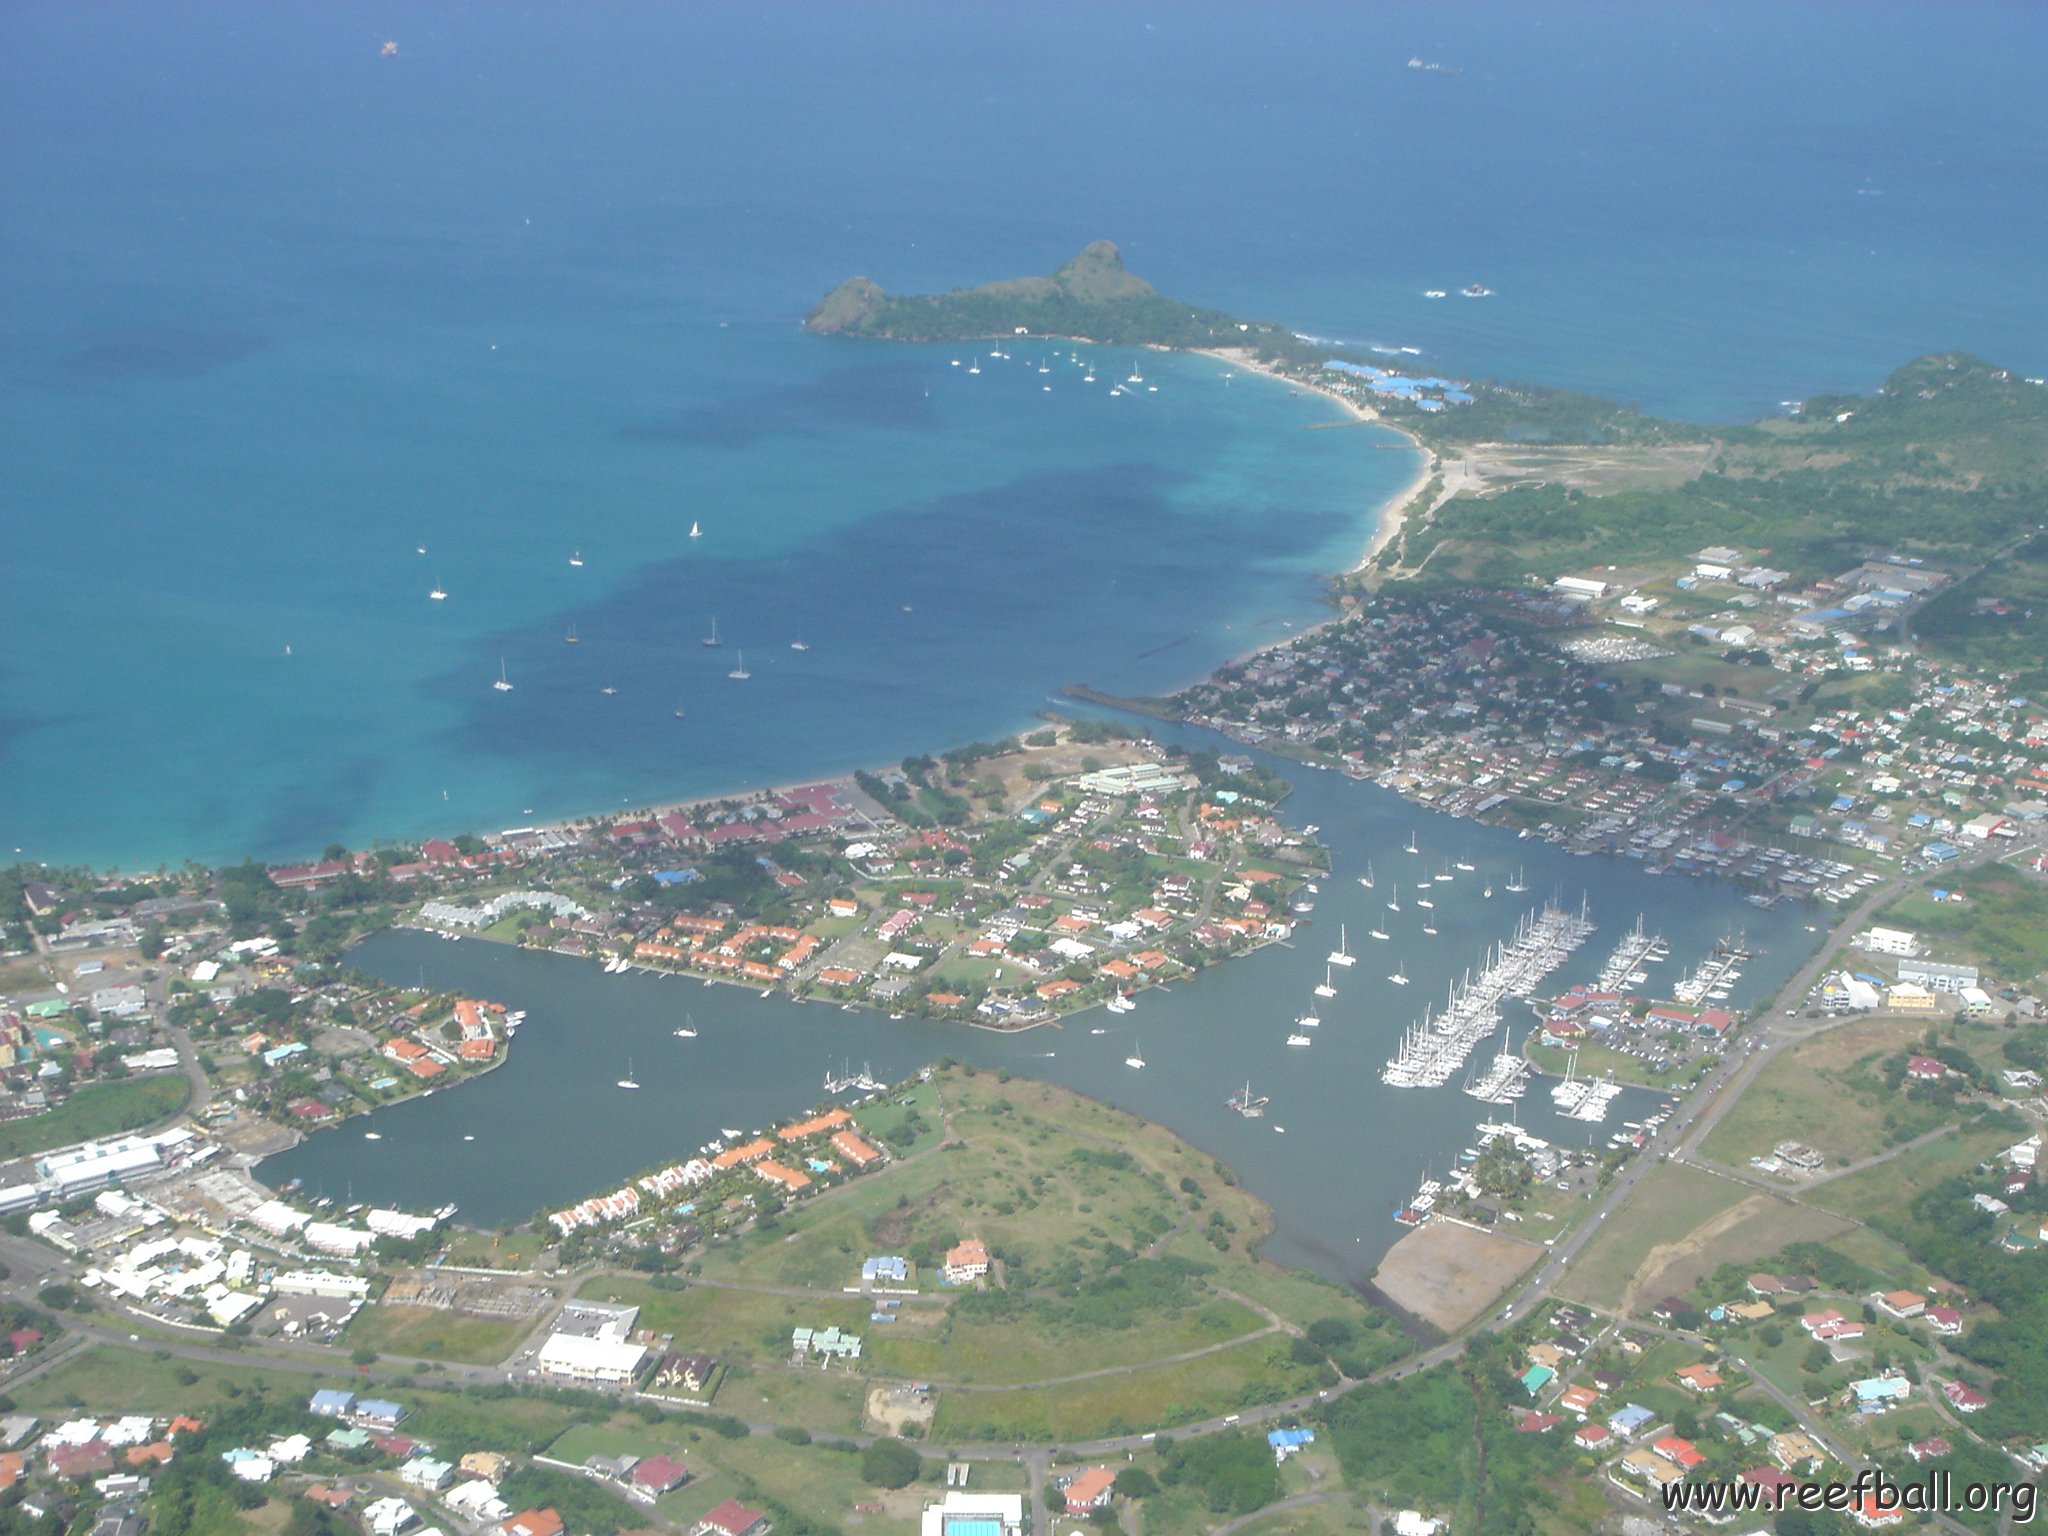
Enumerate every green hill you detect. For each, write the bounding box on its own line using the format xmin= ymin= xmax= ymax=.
xmin=803 ymin=241 xmax=1306 ymax=355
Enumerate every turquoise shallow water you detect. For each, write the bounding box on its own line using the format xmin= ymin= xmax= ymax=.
xmin=4 ymin=1 xmax=2046 ymax=868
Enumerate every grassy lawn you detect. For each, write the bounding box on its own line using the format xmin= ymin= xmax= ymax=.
xmin=1700 ymin=1015 xmax=1982 ymax=1167
xmin=7 ymin=1344 xmax=330 ymax=1413
xmin=578 ymin=1276 xmax=871 ymax=1367
xmin=932 ymin=1334 xmax=1323 ymax=1442
xmin=865 ymin=1294 xmax=1265 ymax=1385
xmin=1807 ymin=1128 xmax=2013 ymax=1221
xmin=854 ymin=1079 xmax=946 ymax=1159
xmin=0 ymin=1073 xmax=191 ymax=1159
xmin=544 ymin=1422 xmax=684 ymax=1464
xmin=1528 ymin=1040 xmax=1692 ymax=1091
xmin=440 ymin=1230 xmax=549 ymax=1270
xmin=717 ymin=1364 xmax=868 ymax=1436
xmin=1556 ymin=1163 xmax=1750 ymax=1313
xmin=344 ymin=1303 xmax=533 ymax=1365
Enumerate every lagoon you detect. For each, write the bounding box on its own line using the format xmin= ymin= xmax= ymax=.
xmin=262 ymin=739 xmax=1818 ymax=1287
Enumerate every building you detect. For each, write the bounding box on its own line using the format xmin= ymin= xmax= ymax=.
xmin=1061 ymin=1469 xmax=1118 ymax=1513
xmin=791 ymin=1325 xmax=861 ymax=1360
xmin=536 ymin=1332 xmax=647 ymax=1385
xmin=943 ymin=1239 xmax=990 ymax=1284
xmin=649 ymin=1352 xmax=717 ymax=1399
xmin=308 ymin=1391 xmax=354 ymax=1418
xmin=498 ymin=1511 xmax=565 ymax=1536
xmin=862 ymin=1256 xmax=910 ymax=1286
xmin=919 ymin=1492 xmax=1024 ymax=1536
xmin=631 ymin=1456 xmax=691 ymax=1497
xmin=364 ymin=1499 xmax=417 ymax=1536
xmin=693 ymin=1500 xmax=771 ymax=1536
xmin=1897 ymin=959 xmax=1979 ymax=993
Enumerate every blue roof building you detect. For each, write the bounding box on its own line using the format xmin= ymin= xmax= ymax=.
xmin=309 ymin=1389 xmax=355 ymax=1417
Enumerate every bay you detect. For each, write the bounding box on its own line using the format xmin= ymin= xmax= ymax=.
xmin=5 ymin=2 xmax=2048 ymax=869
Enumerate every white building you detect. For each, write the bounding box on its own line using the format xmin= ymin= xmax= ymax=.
xmin=920 ymin=1492 xmax=1025 ymax=1536
xmin=304 ymin=1222 xmax=376 ymax=1257
xmin=1552 ymin=576 xmax=1610 ymax=601
xmin=1857 ymin=926 xmax=1919 ymax=956
xmin=365 ymin=1498 xmax=419 ymax=1536
xmin=535 ymin=1332 xmax=648 ymax=1385
xmin=272 ymin=1269 xmax=371 ymax=1300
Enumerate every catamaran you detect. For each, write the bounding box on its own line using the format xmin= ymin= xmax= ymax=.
xmin=1327 ymin=924 xmax=1356 ymax=967
xmin=492 ymin=658 xmax=513 ymax=692
xmin=1125 ymin=1044 xmax=1145 ymax=1070
xmin=728 ymin=650 xmax=750 ymax=680
xmin=702 ymin=617 xmax=720 ymax=647
xmin=569 ymin=549 xmax=584 ymax=567
xmin=1388 ymin=966 xmax=1410 ymax=985
xmin=1314 ymin=965 xmax=1337 ymax=999
xmin=617 ymin=1058 xmax=640 ymax=1089
xmin=429 ymin=579 xmax=447 ymax=601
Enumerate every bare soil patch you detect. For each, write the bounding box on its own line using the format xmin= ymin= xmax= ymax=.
xmin=1372 ymin=1220 xmax=1543 ymax=1333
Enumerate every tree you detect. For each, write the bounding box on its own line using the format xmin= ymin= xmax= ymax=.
xmin=1114 ymin=1468 xmax=1158 ymax=1499
xmin=861 ymin=1437 xmax=921 ymax=1489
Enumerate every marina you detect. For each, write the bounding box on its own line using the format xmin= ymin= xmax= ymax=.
xmin=1672 ymin=933 xmax=1753 ymax=1004
xmin=1594 ymin=913 xmax=1668 ymax=992
xmin=1382 ymin=899 xmax=1597 ymax=1089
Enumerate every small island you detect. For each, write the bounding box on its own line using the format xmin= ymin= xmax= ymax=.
xmin=805 ymin=240 xmax=1307 ymax=354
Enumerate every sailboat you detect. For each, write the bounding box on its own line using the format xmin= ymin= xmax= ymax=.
xmin=1327 ymin=924 xmax=1356 ymax=967
xmin=1422 ymin=919 xmax=1438 ymax=936
xmin=429 ymin=579 xmax=448 ymax=601
xmin=617 ymin=1058 xmax=641 ymax=1089
xmin=673 ymin=1014 xmax=697 ymax=1038
xmin=790 ymin=631 xmax=810 ymax=652
xmin=564 ymin=624 xmax=580 ymax=645
xmin=1369 ymin=925 xmax=1391 ymax=941
xmin=1405 ymin=832 xmax=1420 ymax=854
xmin=602 ymin=681 xmax=618 ymax=696
xmin=1388 ymin=965 xmax=1410 ymax=986
xmin=1297 ymin=997 xmax=1321 ymax=1029
xmin=1505 ymin=867 xmax=1528 ymax=894
xmin=727 ymin=649 xmax=750 ymax=680
xmin=492 ymin=658 xmax=513 ymax=692
xmin=1483 ymin=881 xmax=1493 ymax=898
xmin=569 ymin=550 xmax=584 ymax=567
xmin=1314 ymin=966 xmax=1337 ymax=999
xmin=689 ymin=521 xmax=702 ymax=539
xmin=1106 ymin=988 xmax=1136 ymax=1014
xmin=1386 ymin=883 xmax=1401 ymax=913
xmin=701 ymin=617 xmax=721 ymax=647
xmin=1416 ymin=893 xmax=1435 ymax=910
xmin=1125 ymin=1043 xmax=1145 ymax=1070
xmin=1287 ymin=1029 xmax=1312 ymax=1046
xmin=673 ymin=701 xmax=686 ymax=719
xmin=1359 ymin=861 xmax=1375 ymax=889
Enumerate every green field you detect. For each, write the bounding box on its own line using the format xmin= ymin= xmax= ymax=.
xmin=439 ymin=1230 xmax=548 ymax=1270
xmin=1701 ymin=1014 xmax=1995 ymax=1167
xmin=865 ymin=1293 xmax=1266 ymax=1386
xmin=932 ymin=1334 xmax=1324 ymax=1442
xmin=0 ymin=1073 xmax=191 ymax=1159
xmin=1807 ymin=1128 xmax=2013 ymax=1221
xmin=344 ymin=1303 xmax=534 ymax=1364
xmin=1556 ymin=1163 xmax=1749 ymax=1312
xmin=576 ymin=1276 xmax=871 ymax=1368
xmin=6 ymin=1344 xmax=332 ymax=1413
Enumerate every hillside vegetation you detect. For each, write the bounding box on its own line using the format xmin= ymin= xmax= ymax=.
xmin=805 ymin=242 xmax=1307 ymax=355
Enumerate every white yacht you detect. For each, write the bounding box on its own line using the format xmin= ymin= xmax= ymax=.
xmin=492 ymin=658 xmax=513 ymax=692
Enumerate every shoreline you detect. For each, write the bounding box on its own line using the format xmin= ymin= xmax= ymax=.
xmin=116 ymin=344 xmax=1428 ymax=877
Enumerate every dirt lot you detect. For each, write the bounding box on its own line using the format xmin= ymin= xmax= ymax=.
xmin=1372 ymin=1219 xmax=1543 ymax=1333
xmin=865 ymin=1383 xmax=937 ymax=1436
xmin=1623 ymin=1193 xmax=1854 ymax=1315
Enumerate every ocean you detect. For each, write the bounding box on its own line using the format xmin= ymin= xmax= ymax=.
xmin=4 ymin=0 xmax=2046 ymax=868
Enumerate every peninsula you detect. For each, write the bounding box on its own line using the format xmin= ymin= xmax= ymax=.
xmin=805 ymin=240 xmax=1307 ymax=354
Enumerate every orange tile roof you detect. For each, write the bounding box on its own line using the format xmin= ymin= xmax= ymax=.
xmin=754 ymin=1159 xmax=813 ymax=1192
xmin=778 ymin=1107 xmax=853 ymax=1141
xmin=831 ymin=1129 xmax=883 ymax=1166
xmin=711 ymin=1137 xmax=777 ymax=1170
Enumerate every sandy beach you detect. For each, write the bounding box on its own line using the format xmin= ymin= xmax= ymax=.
xmin=1192 ymin=346 xmax=1437 ymax=572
